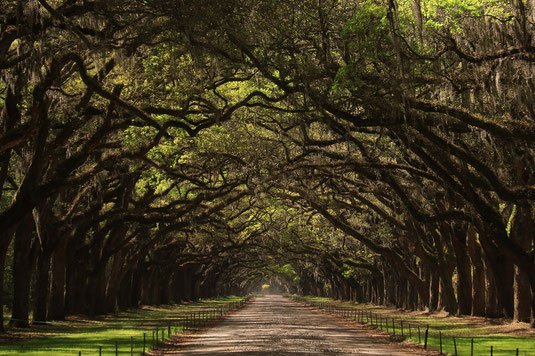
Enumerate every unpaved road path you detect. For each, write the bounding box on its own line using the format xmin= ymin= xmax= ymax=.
xmin=153 ymin=295 xmax=436 ymax=355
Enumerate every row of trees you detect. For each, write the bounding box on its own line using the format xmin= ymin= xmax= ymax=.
xmin=1 ymin=0 xmax=535 ymax=330
xmin=0 ymin=0 xmax=268 ymax=328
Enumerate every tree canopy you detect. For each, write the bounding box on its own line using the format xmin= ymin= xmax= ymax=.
xmin=2 ymin=0 xmax=535 ymax=329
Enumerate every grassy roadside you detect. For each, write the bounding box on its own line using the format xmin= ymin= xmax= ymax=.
xmin=0 ymin=296 xmax=247 ymax=355
xmin=293 ymin=295 xmax=535 ymax=356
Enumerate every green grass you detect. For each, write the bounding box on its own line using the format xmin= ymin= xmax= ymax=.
xmin=0 ymin=296 xmax=246 ymax=355
xmin=294 ymin=295 xmax=535 ymax=356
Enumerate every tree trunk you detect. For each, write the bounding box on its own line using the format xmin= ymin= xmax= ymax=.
xmin=467 ymin=225 xmax=486 ymax=316
xmin=130 ymin=266 xmax=142 ymax=308
xmin=192 ymin=273 xmax=201 ymax=301
xmin=0 ymin=232 xmax=14 ymax=332
xmin=419 ymin=265 xmax=430 ymax=310
xmin=408 ymin=280 xmax=417 ymax=310
xmin=140 ymin=268 xmax=153 ymax=305
xmin=530 ymin=271 xmax=535 ymax=327
xmin=160 ymin=272 xmax=171 ymax=305
xmin=396 ymin=277 xmax=407 ymax=308
xmin=512 ymin=205 xmax=533 ymax=322
xmin=429 ymin=270 xmax=439 ymax=311
xmin=173 ymin=268 xmax=185 ymax=302
xmin=386 ymin=273 xmax=396 ymax=306
xmin=484 ymin=257 xmax=500 ymax=318
xmin=118 ymin=270 xmax=133 ymax=311
xmin=480 ymin=236 xmax=514 ymax=317
xmin=182 ymin=267 xmax=192 ymax=301
xmin=105 ymin=252 xmax=125 ymax=313
xmin=438 ymin=277 xmax=448 ymax=311
xmin=452 ymin=226 xmax=473 ymax=316
xmin=151 ymin=271 xmax=161 ymax=305
xmin=375 ymin=271 xmax=385 ymax=305
xmin=49 ymin=238 xmax=68 ymax=320
xmin=33 ymin=251 xmax=51 ymax=323
xmin=65 ymin=241 xmax=85 ymax=314
xmin=88 ymin=264 xmax=108 ymax=315
xmin=10 ymin=215 xmax=36 ymax=327
xmin=343 ymin=278 xmax=351 ymax=301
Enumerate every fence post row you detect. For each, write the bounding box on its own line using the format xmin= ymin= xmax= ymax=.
xmin=294 ymin=296 xmax=529 ymax=356
xmin=298 ymin=297 xmax=519 ymax=356
xmin=76 ymin=298 xmax=248 ymax=356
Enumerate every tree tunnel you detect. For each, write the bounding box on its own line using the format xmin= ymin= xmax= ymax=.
xmin=2 ymin=0 xmax=535 ymax=330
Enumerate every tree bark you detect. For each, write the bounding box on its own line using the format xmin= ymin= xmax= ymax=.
xmin=192 ymin=273 xmax=201 ymax=301
xmin=408 ymin=280 xmax=417 ymax=310
xmin=10 ymin=215 xmax=37 ymax=327
xmin=484 ymin=256 xmax=500 ymax=318
xmin=151 ymin=270 xmax=161 ymax=305
xmin=452 ymin=225 xmax=473 ymax=315
xmin=530 ymin=271 xmax=535 ymax=327
xmin=160 ymin=272 xmax=171 ymax=305
xmin=88 ymin=264 xmax=108 ymax=315
xmin=105 ymin=252 xmax=125 ymax=313
xmin=48 ymin=238 xmax=68 ymax=320
xmin=130 ymin=266 xmax=142 ymax=308
xmin=385 ymin=270 xmax=396 ymax=305
xmin=118 ymin=270 xmax=133 ymax=311
xmin=183 ymin=267 xmax=192 ymax=301
xmin=396 ymin=277 xmax=407 ymax=308
xmin=65 ymin=240 xmax=82 ymax=314
xmin=375 ymin=272 xmax=385 ymax=305
xmin=0 ymin=232 xmax=14 ymax=332
xmin=419 ymin=265 xmax=430 ymax=310
xmin=512 ymin=205 xmax=533 ymax=322
xmin=480 ymin=235 xmax=514 ymax=317
xmin=467 ymin=225 xmax=486 ymax=316
xmin=33 ymin=251 xmax=51 ymax=323
xmin=429 ymin=270 xmax=439 ymax=311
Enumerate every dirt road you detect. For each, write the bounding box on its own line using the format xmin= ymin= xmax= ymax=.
xmin=153 ymin=295 xmax=436 ymax=355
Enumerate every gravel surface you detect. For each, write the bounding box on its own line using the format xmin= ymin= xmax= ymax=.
xmin=152 ymin=295 xmax=437 ymax=355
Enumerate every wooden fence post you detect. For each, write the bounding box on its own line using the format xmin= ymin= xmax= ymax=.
xmin=439 ymin=331 xmax=442 ymax=354
xmin=424 ymin=326 xmax=429 ymax=349
xmin=471 ymin=338 xmax=473 ymax=356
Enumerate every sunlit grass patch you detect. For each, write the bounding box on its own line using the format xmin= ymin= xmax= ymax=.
xmin=295 ymin=295 xmax=535 ymax=356
xmin=0 ymin=296 xmax=245 ymax=355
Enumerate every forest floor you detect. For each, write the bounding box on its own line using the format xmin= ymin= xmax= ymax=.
xmin=150 ymin=295 xmax=440 ymax=355
xmin=296 ymin=295 xmax=535 ymax=356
